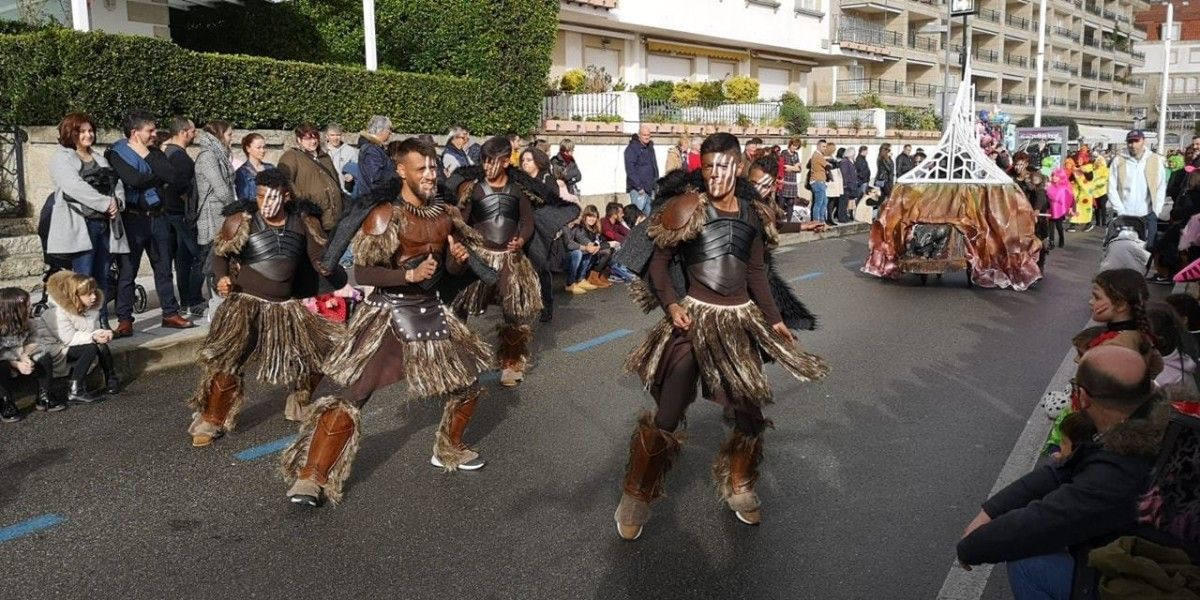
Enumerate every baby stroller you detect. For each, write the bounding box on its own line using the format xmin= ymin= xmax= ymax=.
xmin=1103 ymin=215 xmax=1148 ymax=248
xmin=32 ymin=193 xmax=146 ymax=317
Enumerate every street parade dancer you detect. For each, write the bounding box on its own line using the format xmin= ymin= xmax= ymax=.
xmin=187 ymin=169 xmax=347 ymax=448
xmin=282 ymin=138 xmax=492 ymax=507
xmin=613 ymin=133 xmax=829 ymax=540
xmin=445 ymin=136 xmax=577 ymax=387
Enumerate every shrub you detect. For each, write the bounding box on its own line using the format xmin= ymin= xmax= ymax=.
xmin=850 ymin=116 xmax=863 ymax=130
xmin=827 ymin=120 xmax=839 ymax=130
xmin=697 ymin=80 xmax=726 ymax=104
xmin=671 ymin=81 xmax=703 ymax=107
xmin=779 ymin=92 xmax=811 ymax=135
xmin=632 ymin=80 xmax=674 ymax=103
xmin=0 ymin=29 xmax=480 ymax=132
xmin=724 ymin=76 xmax=760 ymax=103
xmin=582 ymin=65 xmax=612 ymax=93
xmin=736 ymin=113 xmax=752 ymax=128
xmin=560 ymin=69 xmax=586 ymax=93
xmin=584 ymin=114 xmax=622 ymax=123
xmin=855 ymin=92 xmax=884 ymax=109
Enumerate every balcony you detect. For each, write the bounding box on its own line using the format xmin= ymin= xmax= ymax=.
xmin=1002 ymin=93 xmax=1031 ymax=105
xmin=1084 ymin=1 xmax=1101 ymax=15
xmin=1005 ymin=55 xmax=1030 ymax=68
xmin=1099 ymin=72 xmax=1113 ymax=82
xmin=1131 ymin=49 xmax=1146 ymax=61
xmin=1103 ymin=8 xmax=1115 ymax=19
xmin=1101 ymin=39 xmax=1115 ymax=51
xmin=1081 ymin=67 xmax=1098 ymax=79
xmin=976 ymin=90 xmax=999 ymax=103
xmin=842 ymin=78 xmax=943 ymax=99
xmin=1051 ymin=26 xmax=1080 ymax=43
xmin=1115 ymin=12 xmax=1130 ymax=24
xmin=1049 ymin=60 xmax=1073 ymax=74
xmin=838 ymin=26 xmax=905 ymax=48
xmin=975 ymin=47 xmax=1000 ymax=63
xmin=979 ymin=7 xmax=1001 ymax=22
xmin=1081 ymin=102 xmax=1128 ymax=113
xmin=1006 ymin=14 xmax=1029 ymax=30
xmin=908 ymin=33 xmax=940 ymax=52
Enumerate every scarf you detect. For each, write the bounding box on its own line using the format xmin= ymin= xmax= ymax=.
xmin=110 ymin=139 xmax=161 ymax=209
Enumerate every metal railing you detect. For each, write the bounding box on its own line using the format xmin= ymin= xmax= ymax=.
xmin=1084 ymin=1 xmax=1101 ymax=15
xmin=1102 ymin=8 xmax=1115 ymax=19
xmin=975 ymin=90 xmax=999 ymax=103
xmin=1005 ymin=55 xmax=1029 ymax=68
xmin=808 ymin=108 xmax=879 ymax=129
xmin=979 ymin=7 xmax=1001 ymax=22
xmin=841 ymin=78 xmax=943 ymax=98
xmin=839 ymin=26 xmax=904 ymax=48
xmin=1046 ymin=96 xmax=1068 ymax=107
xmin=1001 ymin=93 xmax=1030 ymax=105
xmin=1131 ymin=49 xmax=1146 ymax=60
xmin=1099 ymin=72 xmax=1113 ymax=82
xmin=1006 ymin=14 xmax=1029 ymax=29
xmin=1050 ymin=60 xmax=1073 ymax=73
xmin=1101 ymin=39 xmax=1115 ymax=51
xmin=638 ymin=99 xmax=783 ymax=125
xmin=909 ymin=33 xmax=939 ymax=51
xmin=541 ymin=92 xmax=624 ymax=121
xmin=975 ymin=47 xmax=999 ymax=63
xmin=1081 ymin=68 xmax=1098 ymax=79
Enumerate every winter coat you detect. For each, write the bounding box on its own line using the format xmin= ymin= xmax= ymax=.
xmin=854 ymin=155 xmax=872 ymax=188
xmin=1 ymin=318 xmax=65 ymax=378
xmin=896 ymin=152 xmax=914 ymax=177
xmin=550 ymin=153 xmax=582 ymax=196
xmin=839 ymin=157 xmax=861 ymax=199
xmin=234 ymin=161 xmax=273 ymax=203
xmin=826 ymin=158 xmax=844 ymax=198
xmin=957 ymin=399 xmax=1172 ymax=600
xmin=1100 ymin=232 xmax=1151 ymax=276
xmin=623 ymin=136 xmax=659 ymax=193
xmin=46 ymin=147 xmax=129 ymax=255
xmin=876 ymin=156 xmax=895 ymax=197
xmin=563 ymin=224 xmax=603 ymax=251
xmin=35 ymin=273 xmax=101 ymax=378
xmin=193 ymin=130 xmax=237 ymax=246
xmin=356 ymin=131 xmax=397 ymax=199
xmin=277 ymin=148 xmax=344 ymax=231
xmin=327 ymin=142 xmax=358 ymax=194
xmin=665 ymin=144 xmax=685 ymax=173
xmin=441 ymin=144 xmax=472 ymax=178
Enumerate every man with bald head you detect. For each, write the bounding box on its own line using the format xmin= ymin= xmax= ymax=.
xmin=957 ymin=346 xmax=1170 ymax=600
xmin=624 ymin=124 xmax=659 ymax=213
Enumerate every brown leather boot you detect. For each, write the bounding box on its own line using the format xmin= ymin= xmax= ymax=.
xmin=432 ymin=389 xmax=485 ymax=471
xmin=614 ymin=413 xmax=683 ymax=541
xmin=715 ymin=431 xmax=764 ymax=526
xmin=587 ymin=271 xmax=612 ymax=289
xmin=288 ymin=405 xmax=357 ymax=507
xmin=189 ymin=372 xmax=241 ymax=447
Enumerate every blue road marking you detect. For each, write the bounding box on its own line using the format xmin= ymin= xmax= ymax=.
xmin=563 ymin=329 xmax=634 ymax=353
xmin=789 ymin=271 xmax=824 ymax=283
xmin=234 ymin=435 xmax=298 ymax=461
xmin=0 ymin=514 xmax=66 ymax=543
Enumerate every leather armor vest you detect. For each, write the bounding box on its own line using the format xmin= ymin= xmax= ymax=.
xmin=393 ymin=200 xmax=454 ymax=292
xmin=370 ymin=200 xmax=456 ymax=341
xmin=679 ymin=201 xmax=759 ymax=296
xmin=469 ymin=182 xmax=520 ymax=247
xmin=240 ymin=213 xmax=305 ymax=282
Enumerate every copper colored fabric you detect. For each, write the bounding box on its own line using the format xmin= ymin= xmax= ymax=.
xmin=863 ymin=183 xmax=1043 ymax=290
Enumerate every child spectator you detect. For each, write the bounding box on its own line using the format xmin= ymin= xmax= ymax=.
xmin=1046 ymin=161 xmax=1074 ymax=248
xmin=1053 ymin=410 xmax=1097 ymax=463
xmin=1147 ymin=301 xmax=1199 ymax=395
xmin=0 ymin=288 xmax=66 ymax=419
xmin=1165 ymin=293 xmax=1200 ymax=334
xmin=563 ymin=205 xmax=616 ymax=294
xmin=39 ymin=271 xmax=119 ymax=404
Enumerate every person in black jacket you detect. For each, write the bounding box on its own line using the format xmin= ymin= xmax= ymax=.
xmin=876 ymin=144 xmax=896 ymax=208
xmin=956 ymin=345 xmax=1173 ymax=600
xmin=854 ymin=146 xmax=871 ymax=198
xmin=895 ymin=144 xmax=914 ymax=178
xmin=159 ymin=116 xmax=205 ymax=317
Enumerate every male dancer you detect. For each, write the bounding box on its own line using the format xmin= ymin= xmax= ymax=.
xmin=614 ymin=133 xmax=829 ymax=540
xmin=188 ymin=170 xmax=346 ymax=448
xmin=447 ymin=137 xmax=549 ymax=387
xmin=282 ymin=139 xmax=491 ymax=507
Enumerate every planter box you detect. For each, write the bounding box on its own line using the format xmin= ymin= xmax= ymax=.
xmin=543 ymin=119 xmax=584 ymax=133
xmin=684 ymin=124 xmax=706 ymax=135
xmin=836 ymin=128 xmax=852 ymax=136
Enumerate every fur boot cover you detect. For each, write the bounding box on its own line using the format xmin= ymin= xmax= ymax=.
xmin=187 ymin=370 xmax=245 ymax=433
xmin=451 ymin=246 xmax=543 ymax=321
xmin=626 ymin=297 xmax=829 ymax=406
xmin=713 ymin=430 xmax=763 ymax=511
xmin=279 ymin=396 xmax=361 ymax=504
xmin=284 ymin=374 xmax=321 ymax=422
xmin=622 ymin=412 xmax=687 ymax=503
xmin=326 ymin=302 xmax=492 ymax=399
xmin=496 ymin=323 xmax=533 ymax=371
xmin=432 ymin=387 xmax=483 ymax=471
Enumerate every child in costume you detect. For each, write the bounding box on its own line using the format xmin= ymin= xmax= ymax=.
xmin=1046 ymin=161 xmax=1074 ymax=248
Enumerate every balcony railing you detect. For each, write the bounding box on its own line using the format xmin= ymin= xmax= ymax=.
xmin=1084 ymin=1 xmax=1101 ymax=15
xmin=841 ymin=78 xmax=943 ymax=99
xmin=1099 ymin=72 xmax=1113 ymax=82
xmin=1101 ymin=39 xmax=1115 ymax=51
xmin=1002 ymin=93 xmax=1031 ymax=105
xmin=1102 ymin=8 xmax=1115 ymax=19
xmin=975 ymin=47 xmax=1000 ymax=63
xmin=1081 ymin=68 xmax=1098 ymax=79
xmin=1083 ymin=37 xmax=1099 ymax=49
xmin=976 ymin=90 xmax=999 ymax=103
xmin=1046 ymin=96 xmax=1069 ymax=107
xmin=1006 ymin=14 xmax=1029 ymax=29
xmin=1131 ymin=49 xmax=1146 ymax=61
xmin=979 ymin=7 xmax=1001 ymax=22
xmin=1005 ymin=55 xmax=1029 ymax=68
xmin=1081 ymin=102 xmax=1128 ymax=113
xmin=909 ymin=33 xmax=940 ymax=51
xmin=1050 ymin=60 xmax=1073 ymax=73
xmin=839 ymin=26 xmax=904 ymax=48
xmin=1115 ymin=12 xmax=1130 ymax=24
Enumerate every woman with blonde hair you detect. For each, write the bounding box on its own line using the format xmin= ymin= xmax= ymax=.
xmin=39 ymin=271 xmax=117 ymax=404
xmin=665 ymin=135 xmax=689 ymax=173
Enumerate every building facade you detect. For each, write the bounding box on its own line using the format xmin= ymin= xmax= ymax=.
xmin=1134 ymin=1 xmax=1200 ymax=146
xmin=809 ymin=0 xmax=1148 ymax=127
xmin=552 ymin=0 xmax=848 ymax=102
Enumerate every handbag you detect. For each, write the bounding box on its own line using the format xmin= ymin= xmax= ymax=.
xmin=64 ymin=167 xmax=118 ymax=220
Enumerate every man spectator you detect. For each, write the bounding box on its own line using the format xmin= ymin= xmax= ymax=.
xmin=624 ymin=124 xmax=659 ymax=213
xmin=957 ymin=345 xmax=1173 ymax=600
xmin=277 ymin=123 xmax=344 ymax=233
xmin=808 ymin=139 xmax=830 ymax=224
xmin=1191 ymin=135 xmax=1200 ymax=156
xmin=105 ymin=110 xmax=193 ymax=335
xmin=742 ymin=137 xmax=764 ymax=175
xmin=854 ymin=146 xmax=872 ymax=197
xmin=441 ymin=125 xmax=473 ymax=179
xmin=896 ymin=144 xmax=915 ymax=178
xmin=779 ymin=137 xmax=803 ymax=220
xmin=324 ymin=123 xmax=357 ymax=195
xmin=836 ymin=147 xmax=860 ymax=224
xmin=1108 ymin=129 xmax=1167 ymax=250
xmin=159 ymin=116 xmax=205 ymax=318
xmin=550 ymin=139 xmax=582 ymax=197
xmin=356 ymin=115 xmax=396 ymax=200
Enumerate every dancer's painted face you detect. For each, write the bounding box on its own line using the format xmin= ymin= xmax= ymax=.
xmin=701 ymin=152 xmax=738 ymax=199
xmin=484 ymin=157 xmax=507 ymax=180
xmin=256 ymin=186 xmax=286 ymax=218
xmin=750 ymin=168 xmax=776 ymax=201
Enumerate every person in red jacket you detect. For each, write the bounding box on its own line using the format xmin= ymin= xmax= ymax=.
xmin=601 ymin=202 xmax=629 ymax=244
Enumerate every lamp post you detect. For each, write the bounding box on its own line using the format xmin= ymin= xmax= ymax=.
xmin=1033 ymin=0 xmax=1048 ymax=126
xmin=363 ymin=0 xmax=378 ymax=71
xmin=1159 ymin=1 xmax=1174 ymax=149
xmin=70 ymin=0 xmax=89 ymax=32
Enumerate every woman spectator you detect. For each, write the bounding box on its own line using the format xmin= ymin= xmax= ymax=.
xmin=779 ymin=138 xmax=803 ymax=221
xmin=550 ymin=139 xmax=583 ymax=197
xmin=623 ymin=204 xmax=645 ymax=229
xmin=824 ymin=144 xmax=844 ymax=227
xmin=563 ymin=205 xmax=615 ymax=294
xmin=46 ymin=112 xmax=129 ymax=330
xmin=836 ymin=147 xmax=860 ymax=224
xmin=234 ymin=133 xmax=273 ymax=203
xmin=193 ymin=120 xmax=237 ymax=297
xmin=277 ymin=123 xmax=343 ymax=233
xmin=38 ymin=271 xmax=117 ymax=405
xmin=876 ymin=143 xmax=896 ymax=208
xmin=665 ymin=135 xmax=688 ymax=173
xmin=686 ymin=137 xmax=703 ymax=172
xmin=520 ymin=146 xmax=563 ymax=323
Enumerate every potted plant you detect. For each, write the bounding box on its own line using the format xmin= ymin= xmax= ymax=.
xmin=850 ymin=116 xmax=864 ymax=135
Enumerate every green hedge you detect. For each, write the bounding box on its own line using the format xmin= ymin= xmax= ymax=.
xmin=171 ymin=0 xmax=559 ymax=133
xmin=0 ymin=29 xmax=483 ymax=132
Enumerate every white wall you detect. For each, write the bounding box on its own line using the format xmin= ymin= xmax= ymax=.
xmin=89 ymin=1 xmax=161 ymax=38
xmin=610 ymin=0 xmax=832 ymax=59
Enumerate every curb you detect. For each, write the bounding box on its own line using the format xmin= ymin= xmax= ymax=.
xmin=778 ymin=222 xmax=870 ymax=246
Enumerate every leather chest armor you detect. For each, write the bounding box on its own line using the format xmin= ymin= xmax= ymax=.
xmin=679 ymin=201 xmax=759 ymax=296
xmin=240 ymin=213 xmax=306 ymax=282
xmin=469 ymin=183 xmax=521 ymax=247
xmin=395 ymin=201 xmax=454 ymax=291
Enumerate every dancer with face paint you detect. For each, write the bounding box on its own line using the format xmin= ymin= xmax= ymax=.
xmin=187 ymin=169 xmax=348 ymax=449
xmin=613 ymin=133 xmax=829 ymax=540
xmin=281 ymin=139 xmax=492 ymax=507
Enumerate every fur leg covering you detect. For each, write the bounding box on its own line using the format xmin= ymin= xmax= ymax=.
xmin=284 ymin=373 xmax=322 ymax=423
xmin=622 ymin=412 xmax=686 ymax=503
xmin=280 ymin=396 xmax=361 ymax=504
xmin=432 ymin=386 xmax=483 ymax=471
xmin=451 ymin=248 xmax=543 ymax=320
xmin=713 ymin=430 xmax=764 ymax=513
xmin=497 ymin=323 xmax=533 ymax=371
xmin=187 ymin=370 xmax=244 ymax=434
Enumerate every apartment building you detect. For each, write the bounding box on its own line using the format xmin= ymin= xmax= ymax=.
xmin=553 ymin=0 xmax=848 ymax=102
xmin=1134 ymin=1 xmax=1200 ymax=145
xmin=809 ymin=0 xmax=1149 ymax=127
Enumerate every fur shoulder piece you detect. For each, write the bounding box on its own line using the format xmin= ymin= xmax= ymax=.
xmin=446 ymin=204 xmax=484 ymax=248
xmin=508 ymin=167 xmax=564 ymax=208
xmin=647 ymin=192 xmax=707 ymax=248
xmin=1101 ymin=397 xmax=1170 ymax=458
xmin=653 ymin=168 xmax=704 ymax=208
xmin=222 ymin=199 xmax=257 ymax=217
xmin=752 ymin=199 xmax=781 ymax=249
xmin=213 ymin=212 xmax=252 ymax=257
xmin=446 ymin=165 xmax=484 ymax=206
xmin=352 ymin=203 xmax=400 ymax=267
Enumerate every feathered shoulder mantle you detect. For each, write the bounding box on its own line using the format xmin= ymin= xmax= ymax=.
xmin=646 ymin=169 xmax=779 ymax=249
xmin=213 ymin=199 xmax=325 ymax=258
xmin=350 ymin=196 xmax=484 ymax=268
xmin=447 ymin=165 xmax=564 ymax=210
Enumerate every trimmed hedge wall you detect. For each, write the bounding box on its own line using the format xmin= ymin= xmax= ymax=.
xmin=0 ymin=29 xmax=482 ymax=132
xmin=171 ymin=0 xmax=560 ymax=133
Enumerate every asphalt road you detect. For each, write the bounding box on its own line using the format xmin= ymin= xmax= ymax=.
xmin=0 ymin=231 xmax=1106 ymax=600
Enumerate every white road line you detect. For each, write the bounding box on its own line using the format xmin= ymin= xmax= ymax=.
xmin=935 ymin=342 xmax=1080 ymax=600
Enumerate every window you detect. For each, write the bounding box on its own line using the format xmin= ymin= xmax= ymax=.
xmin=1163 ymin=22 xmax=1181 ymax=41
xmin=646 ymin=54 xmax=693 ymax=82
xmin=847 ymin=64 xmax=866 ymax=80
xmin=1171 ymin=49 xmax=1179 ymax=64
xmin=758 ymin=67 xmax=792 ymax=100
xmin=1188 ymin=77 xmax=1198 ymax=94
xmin=795 ymin=0 xmax=822 ymax=14
xmin=709 ymin=60 xmax=738 ymax=81
xmin=1190 ymin=47 xmax=1200 ymax=65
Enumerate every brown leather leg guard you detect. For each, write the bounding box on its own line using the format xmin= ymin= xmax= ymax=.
xmin=714 ymin=430 xmax=764 ymax=523
xmin=284 ymin=373 xmax=322 ymax=423
xmin=433 ymin=387 xmax=483 ymax=471
xmin=280 ymin=396 xmax=361 ymax=504
xmin=187 ymin=371 xmax=243 ymax=441
xmin=623 ymin=412 xmax=685 ymax=502
xmin=496 ymin=323 xmax=532 ymax=372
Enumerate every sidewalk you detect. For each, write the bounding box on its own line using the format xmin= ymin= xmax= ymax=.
xmin=10 ymin=221 xmax=869 ymax=406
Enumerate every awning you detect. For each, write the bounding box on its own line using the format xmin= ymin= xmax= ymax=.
xmin=1077 ymin=124 xmax=1131 ymax=144
xmin=646 ymin=40 xmax=750 ymax=62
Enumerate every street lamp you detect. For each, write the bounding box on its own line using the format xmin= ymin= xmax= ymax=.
xmin=70 ymin=0 xmax=89 ymax=31
xmin=944 ymin=0 xmax=978 ymax=118
xmin=1159 ymin=1 xmax=1175 ymax=149
xmin=1034 ymin=0 xmax=1048 ymax=126
xmin=363 ymin=0 xmax=378 ymax=71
